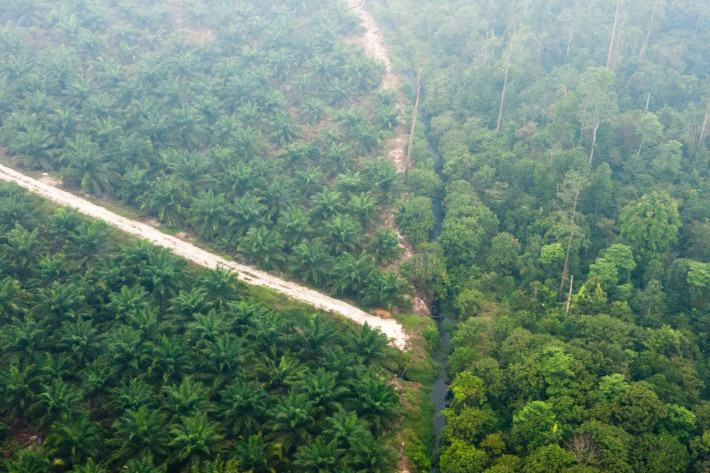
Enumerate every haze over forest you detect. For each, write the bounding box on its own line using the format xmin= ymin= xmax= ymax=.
xmin=0 ymin=0 xmax=709 ymax=472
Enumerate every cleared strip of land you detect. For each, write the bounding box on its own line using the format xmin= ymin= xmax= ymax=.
xmin=0 ymin=163 xmax=407 ymax=349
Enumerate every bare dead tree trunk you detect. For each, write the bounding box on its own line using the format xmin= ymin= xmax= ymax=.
xmin=560 ymin=189 xmax=580 ymax=294
xmin=406 ymin=59 xmax=424 ymax=174
xmin=589 ymin=121 xmax=600 ymax=165
xmin=700 ymin=97 xmax=710 ymax=146
xmin=607 ymin=1 xmax=622 ymax=69
xmin=636 ymin=138 xmax=645 ymax=159
xmin=496 ymin=41 xmax=514 ymax=133
xmin=645 ymin=91 xmax=652 ymax=111
xmin=639 ymin=0 xmax=658 ymax=61
xmin=565 ymin=275 xmax=574 ymax=315
xmin=565 ymin=27 xmax=574 ymax=61
xmin=496 ymin=2 xmax=517 ymax=133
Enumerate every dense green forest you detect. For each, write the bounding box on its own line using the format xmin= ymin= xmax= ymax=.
xmin=6 ymin=0 xmax=710 ymax=471
xmin=0 ymin=180 xmax=414 ymax=472
xmin=375 ymin=0 xmax=710 ymax=471
xmin=0 ymin=0 xmax=410 ymax=310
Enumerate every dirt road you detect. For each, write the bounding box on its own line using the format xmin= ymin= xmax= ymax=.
xmin=345 ymin=0 xmax=408 ymax=173
xmin=0 ymin=163 xmax=407 ymax=349
xmin=345 ymin=0 xmax=430 ymax=319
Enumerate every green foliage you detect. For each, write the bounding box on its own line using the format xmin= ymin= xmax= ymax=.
xmin=0 ymin=185 xmax=402 ymax=472
xmin=522 ymin=444 xmax=575 ymax=473
xmin=540 ymin=244 xmax=565 ymax=266
xmin=512 ymin=401 xmax=562 ymax=452
xmin=0 ymin=0 xmax=410 ymax=311
xmin=619 ymin=192 xmax=681 ymax=264
xmin=398 ymin=196 xmax=435 ymax=247
xmin=440 ymin=440 xmax=489 ymax=473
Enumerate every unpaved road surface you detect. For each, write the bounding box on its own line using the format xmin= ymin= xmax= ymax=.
xmin=345 ymin=0 xmax=408 ymax=173
xmin=346 ymin=0 xmax=429 ymax=318
xmin=0 ymin=163 xmax=407 ymax=349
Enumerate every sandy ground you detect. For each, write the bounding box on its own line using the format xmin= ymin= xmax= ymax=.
xmin=345 ymin=0 xmax=428 ymax=320
xmin=345 ymin=0 xmax=409 ymax=173
xmin=0 ymin=164 xmax=407 ymax=349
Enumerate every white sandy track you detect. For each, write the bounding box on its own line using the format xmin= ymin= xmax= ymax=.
xmin=0 ymin=164 xmax=407 ymax=349
xmin=344 ymin=0 xmax=408 ymax=173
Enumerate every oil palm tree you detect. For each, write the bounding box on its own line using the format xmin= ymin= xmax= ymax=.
xmin=61 ymin=134 xmax=118 ymax=195
xmin=349 ymin=430 xmax=396 ymax=472
xmin=103 ymin=325 xmax=143 ymax=374
xmin=162 ymin=377 xmax=211 ymax=422
xmin=268 ymin=394 xmax=317 ymax=454
xmin=190 ymin=190 xmax=227 ymax=241
xmin=1 ymin=315 xmax=47 ymax=363
xmin=49 ymin=207 xmax=82 ymax=243
xmin=67 ymin=458 xmax=108 ymax=473
xmin=127 ymin=307 xmax=161 ymax=344
xmin=0 ymin=276 xmax=31 ymax=320
xmin=112 ymin=406 xmax=169 ymax=463
xmin=167 ymin=413 xmax=225 ymax=471
xmin=3 ymin=223 xmax=43 ymax=278
xmin=348 ymin=323 xmax=389 ymax=364
xmin=330 ymin=253 xmax=373 ymax=296
xmin=7 ymin=125 xmax=57 ymax=169
xmin=259 ymin=177 xmax=295 ymax=222
xmin=277 ymin=208 xmax=310 ymax=250
xmin=238 ymin=226 xmax=285 ymax=271
xmin=201 ymin=333 xmax=245 ymax=380
xmin=2 ymin=448 xmax=49 ymax=473
xmin=326 ymin=216 xmax=362 ymax=256
xmin=291 ymin=313 xmax=337 ymax=358
xmin=113 ymin=380 xmax=156 ymax=412
xmin=219 ymin=379 xmax=268 ymax=437
xmin=270 ymin=112 xmax=299 ymax=145
xmin=293 ymin=436 xmax=340 ymax=472
xmin=228 ymin=193 xmax=267 ymax=236
xmin=198 ymin=267 xmax=239 ymax=310
xmin=363 ymin=270 xmax=411 ymax=310
xmin=350 ymin=375 xmax=401 ymax=432
xmin=118 ymin=166 xmax=149 ymax=205
xmin=369 ymin=229 xmax=403 ymax=265
xmin=0 ymin=364 xmax=34 ymax=421
xmin=294 ymin=368 xmax=348 ymax=415
xmin=348 ymin=192 xmax=378 ymax=228
xmin=0 ymin=193 xmax=36 ymax=233
xmin=148 ymin=335 xmax=193 ymax=384
xmin=323 ymin=410 xmax=370 ymax=451
xmin=36 ymin=352 xmax=72 ymax=382
xmin=80 ymin=361 xmax=113 ymax=410
xmin=168 ymin=287 xmax=210 ymax=319
xmin=58 ymin=317 xmax=99 ymax=364
xmin=310 ymin=188 xmax=343 ymax=221
xmin=258 ymin=354 xmax=300 ymax=392
xmin=139 ymin=176 xmax=190 ymax=227
xmin=362 ymin=158 xmax=399 ymax=200
xmin=139 ymin=250 xmax=185 ymax=311
xmin=108 ymin=285 xmax=151 ymax=321
xmin=30 ymin=379 xmax=81 ymax=429
xmin=70 ymin=220 xmax=110 ymax=261
xmin=289 ymin=240 xmax=331 ymax=288
xmin=119 ymin=452 xmax=164 ymax=473
xmin=295 ymin=166 xmax=325 ymax=197
xmin=233 ymin=435 xmax=278 ymax=473
xmin=322 ymin=144 xmax=350 ymax=176
xmin=187 ymin=309 xmax=232 ymax=348
xmin=45 ymin=413 xmax=104 ymax=467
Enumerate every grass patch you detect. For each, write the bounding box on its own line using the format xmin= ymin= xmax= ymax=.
xmin=391 ymin=313 xmax=440 ymax=472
